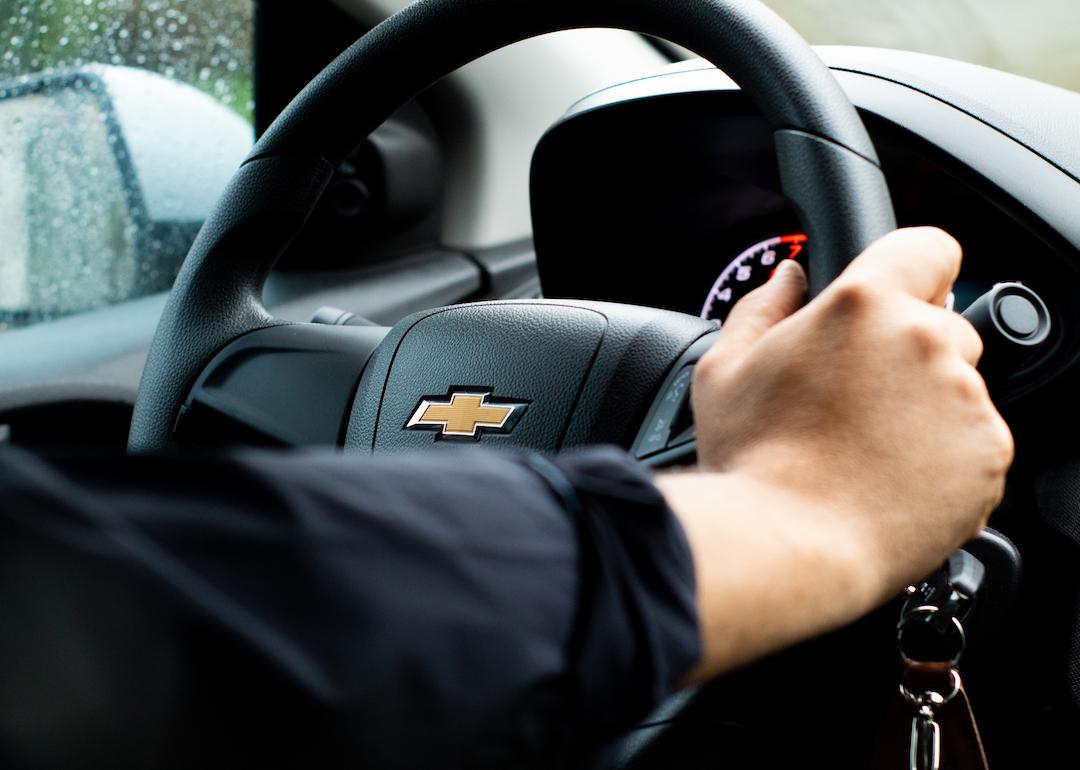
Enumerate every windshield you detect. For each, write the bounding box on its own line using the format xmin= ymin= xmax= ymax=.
xmin=763 ymin=0 xmax=1080 ymax=93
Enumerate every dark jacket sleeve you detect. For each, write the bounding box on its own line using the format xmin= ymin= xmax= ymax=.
xmin=0 ymin=445 xmax=699 ymax=769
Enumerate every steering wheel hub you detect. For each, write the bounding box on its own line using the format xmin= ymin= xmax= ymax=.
xmin=347 ymin=300 xmax=713 ymax=453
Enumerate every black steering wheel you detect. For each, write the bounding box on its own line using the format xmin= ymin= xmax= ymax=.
xmin=128 ymin=0 xmax=895 ymax=455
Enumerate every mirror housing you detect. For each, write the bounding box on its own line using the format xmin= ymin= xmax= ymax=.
xmin=0 ymin=65 xmax=252 ymax=327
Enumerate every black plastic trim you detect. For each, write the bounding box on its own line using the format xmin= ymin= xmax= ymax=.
xmin=178 ymin=323 xmax=388 ymax=448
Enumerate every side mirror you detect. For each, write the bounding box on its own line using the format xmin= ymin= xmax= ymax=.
xmin=0 ymin=65 xmax=252 ymax=327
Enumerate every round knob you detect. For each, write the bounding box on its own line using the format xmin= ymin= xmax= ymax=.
xmin=961 ymin=283 xmax=1051 ymax=377
xmin=995 ymin=294 xmax=1040 ymax=339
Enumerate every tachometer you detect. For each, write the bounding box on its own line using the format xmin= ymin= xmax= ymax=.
xmin=700 ymin=233 xmax=807 ymax=324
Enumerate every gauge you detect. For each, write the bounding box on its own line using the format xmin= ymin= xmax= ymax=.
xmin=700 ymin=233 xmax=808 ymax=324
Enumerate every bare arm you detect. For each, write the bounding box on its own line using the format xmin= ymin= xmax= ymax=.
xmin=659 ymin=470 xmax=881 ymax=680
xmin=657 ymin=228 xmax=1013 ymax=682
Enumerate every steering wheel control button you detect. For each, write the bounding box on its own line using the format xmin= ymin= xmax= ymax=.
xmin=629 ymin=333 xmax=718 ymax=464
xmin=665 ymin=367 xmax=694 ymax=407
xmin=961 ymin=282 xmax=1051 ymax=379
xmin=636 ymin=366 xmax=695 ymax=458
xmin=638 ymin=420 xmax=670 ymax=457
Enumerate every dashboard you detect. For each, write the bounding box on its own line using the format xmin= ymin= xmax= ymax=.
xmin=531 ymin=58 xmax=1080 ymax=405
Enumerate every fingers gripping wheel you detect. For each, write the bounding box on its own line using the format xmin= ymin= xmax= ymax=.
xmin=128 ymin=0 xmax=896 ymax=452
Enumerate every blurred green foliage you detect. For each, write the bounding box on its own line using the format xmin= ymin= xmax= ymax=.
xmin=0 ymin=0 xmax=253 ymax=121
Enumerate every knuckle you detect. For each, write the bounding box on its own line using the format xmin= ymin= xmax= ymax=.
xmin=929 ymin=227 xmax=963 ymax=269
xmin=947 ymin=364 xmax=985 ymax=400
xmin=958 ymin=317 xmax=984 ymax=359
xmin=826 ymin=280 xmax=877 ymax=318
xmin=991 ymin=414 xmax=1016 ymax=471
xmin=971 ymin=401 xmax=1014 ymax=480
xmin=916 ymin=227 xmax=963 ymax=278
xmin=905 ymin=317 xmax=948 ymax=359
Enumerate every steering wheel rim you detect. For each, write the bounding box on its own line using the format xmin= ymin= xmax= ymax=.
xmin=129 ymin=0 xmax=896 ymax=453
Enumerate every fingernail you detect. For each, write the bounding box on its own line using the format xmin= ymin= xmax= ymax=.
xmin=772 ymin=259 xmax=798 ymax=280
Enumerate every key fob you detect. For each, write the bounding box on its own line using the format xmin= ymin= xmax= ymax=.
xmin=902 ymin=549 xmax=985 ymax=633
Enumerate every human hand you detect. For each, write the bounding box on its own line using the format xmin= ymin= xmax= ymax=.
xmin=691 ymin=227 xmax=1013 ymax=595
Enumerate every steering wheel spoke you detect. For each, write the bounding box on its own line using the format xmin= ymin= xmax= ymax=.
xmin=175 ymin=323 xmax=387 ymax=448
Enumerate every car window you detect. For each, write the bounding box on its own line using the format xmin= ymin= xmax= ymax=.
xmin=762 ymin=0 xmax=1080 ymax=93
xmin=0 ymin=0 xmax=253 ymax=332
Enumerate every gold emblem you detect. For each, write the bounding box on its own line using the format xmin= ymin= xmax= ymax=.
xmin=406 ymin=390 xmax=528 ymax=440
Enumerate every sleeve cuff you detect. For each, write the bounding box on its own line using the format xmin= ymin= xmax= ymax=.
xmin=528 ymin=447 xmax=701 ymax=738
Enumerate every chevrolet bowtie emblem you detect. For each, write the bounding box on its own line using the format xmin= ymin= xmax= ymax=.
xmin=405 ymin=389 xmax=529 ymax=440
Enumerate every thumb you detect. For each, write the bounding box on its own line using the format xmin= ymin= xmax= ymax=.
xmin=715 ymin=259 xmax=807 ymax=355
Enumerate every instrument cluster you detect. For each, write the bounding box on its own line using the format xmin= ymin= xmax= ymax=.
xmin=531 ymin=93 xmax=1062 ymax=326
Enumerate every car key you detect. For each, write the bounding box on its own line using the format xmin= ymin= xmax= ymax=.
xmin=895 ymin=551 xmax=989 ymax=770
xmin=900 ymin=550 xmax=984 ymax=644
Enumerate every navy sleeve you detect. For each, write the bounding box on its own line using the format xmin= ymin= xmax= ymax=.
xmin=0 ymin=446 xmax=699 ymax=769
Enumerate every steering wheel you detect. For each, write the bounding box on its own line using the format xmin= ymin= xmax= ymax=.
xmin=128 ymin=0 xmax=895 ymax=458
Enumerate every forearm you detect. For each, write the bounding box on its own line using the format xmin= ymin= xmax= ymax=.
xmin=0 ymin=445 xmax=701 ymax=766
xmin=656 ymin=471 xmax=890 ymax=682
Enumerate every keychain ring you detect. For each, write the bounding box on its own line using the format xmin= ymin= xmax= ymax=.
xmin=899 ymin=666 xmax=962 ymax=708
xmin=897 ymin=604 xmax=967 ymax=667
